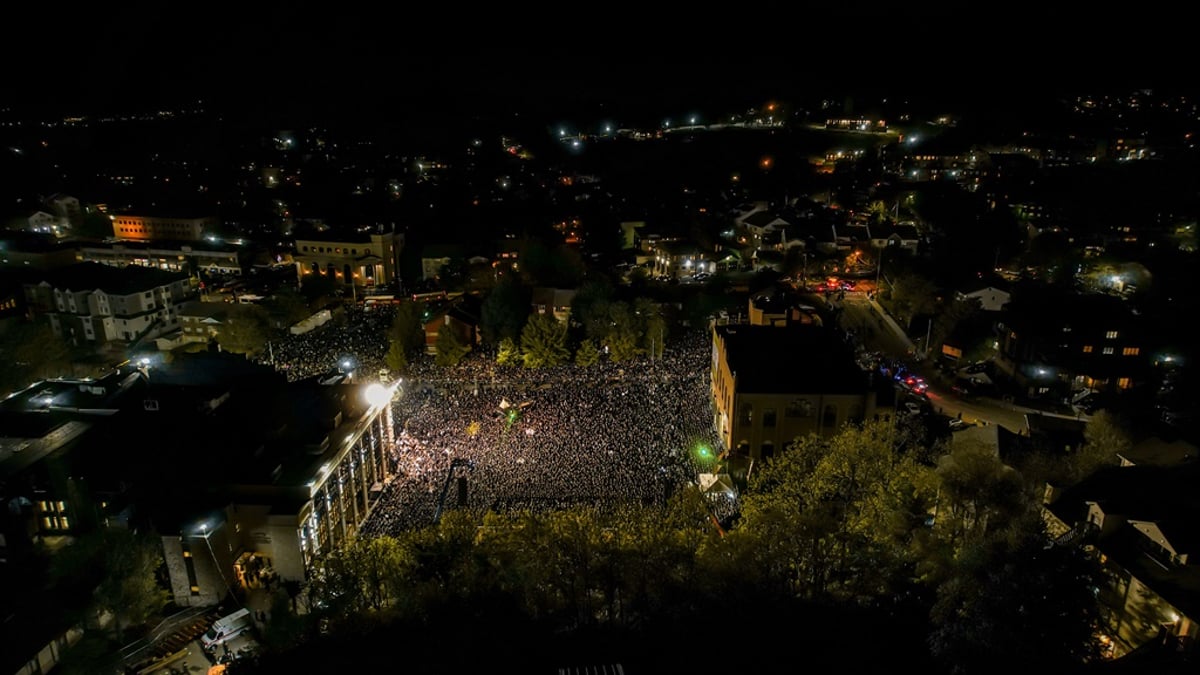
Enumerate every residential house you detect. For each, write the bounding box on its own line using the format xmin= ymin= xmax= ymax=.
xmin=652 ymin=241 xmax=715 ymax=279
xmin=736 ymin=208 xmax=791 ymax=249
xmin=868 ymin=222 xmax=921 ymax=255
xmin=1118 ymin=437 xmax=1198 ymax=468
xmin=1043 ymin=463 xmax=1200 ymax=657
xmin=420 ymin=243 xmax=463 ymax=281
xmin=531 ymin=287 xmax=577 ymax=323
xmin=44 ymin=193 xmax=83 ymax=228
xmin=422 ymin=294 xmax=482 ymax=354
xmin=26 ymin=211 xmax=67 ymax=236
xmin=174 ymin=300 xmax=264 ymax=346
xmin=957 ymin=284 xmax=1011 ymax=312
xmin=996 ymin=288 xmax=1153 ymax=397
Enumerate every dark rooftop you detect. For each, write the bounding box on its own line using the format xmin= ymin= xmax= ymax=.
xmin=715 ymin=324 xmax=868 ymax=395
xmin=29 ymin=261 xmax=189 ymax=295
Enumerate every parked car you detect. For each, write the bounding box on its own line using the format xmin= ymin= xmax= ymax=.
xmin=903 ymin=401 xmax=923 ymax=415
xmin=948 ymin=418 xmax=972 ymax=431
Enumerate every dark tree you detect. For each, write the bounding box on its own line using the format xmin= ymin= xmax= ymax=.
xmin=929 ymin=513 xmax=1106 ymax=675
xmin=480 ymin=281 xmax=530 ymax=345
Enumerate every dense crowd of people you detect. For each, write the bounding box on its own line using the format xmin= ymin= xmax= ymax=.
xmin=255 ymin=302 xmax=733 ymax=535
xmin=260 ymin=304 xmax=396 ymax=382
xmin=360 ymin=329 xmax=726 ymax=535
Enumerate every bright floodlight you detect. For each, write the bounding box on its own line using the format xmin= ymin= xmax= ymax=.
xmin=342 ymin=360 xmax=352 ymax=369
xmin=365 ymin=383 xmax=391 ymax=408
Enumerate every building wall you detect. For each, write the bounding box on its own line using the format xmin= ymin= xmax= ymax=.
xmin=163 ymin=525 xmax=237 ymax=608
xmin=160 ymin=397 xmax=394 ymax=601
xmin=296 ymin=402 xmax=394 ymax=573
xmin=37 ymin=278 xmax=193 ymax=344
xmin=111 ymin=215 xmax=215 ymax=242
xmin=710 ymin=326 xmax=875 ymax=459
xmin=294 ymin=232 xmax=402 ymax=288
xmin=81 ymin=246 xmax=242 ymax=275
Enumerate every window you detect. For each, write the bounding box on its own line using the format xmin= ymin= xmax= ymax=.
xmin=1082 ymin=345 xmax=1093 ymax=353
xmin=823 ymin=405 xmax=837 ymax=428
xmin=1118 ymin=377 xmax=1132 ymax=389
xmin=738 ymin=404 xmax=753 ymax=427
xmin=1123 ymin=347 xmax=1140 ymax=356
xmin=786 ymin=399 xmax=813 ymax=418
xmin=762 ymin=408 xmax=777 ymax=428
xmin=1106 ymin=331 xmax=1119 ymax=339
xmin=1103 ymin=347 xmax=1114 ymax=355
xmin=190 ymin=585 xmax=201 ymax=595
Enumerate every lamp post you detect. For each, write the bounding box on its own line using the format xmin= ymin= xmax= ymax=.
xmin=197 ymin=522 xmax=236 ymax=605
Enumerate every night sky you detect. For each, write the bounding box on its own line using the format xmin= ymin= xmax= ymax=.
xmin=6 ymin=8 xmax=1190 ymax=125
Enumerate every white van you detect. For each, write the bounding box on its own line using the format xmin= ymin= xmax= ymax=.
xmin=201 ymin=608 xmax=252 ymax=649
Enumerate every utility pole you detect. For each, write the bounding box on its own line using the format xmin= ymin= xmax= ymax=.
xmin=924 ymin=318 xmax=932 ymax=360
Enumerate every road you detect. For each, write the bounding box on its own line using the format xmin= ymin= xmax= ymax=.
xmin=833 ymin=290 xmax=1081 ymax=434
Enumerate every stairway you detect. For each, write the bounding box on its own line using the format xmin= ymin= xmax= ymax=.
xmin=127 ymin=608 xmax=220 ymax=673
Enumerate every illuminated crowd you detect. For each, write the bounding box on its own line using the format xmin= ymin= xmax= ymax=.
xmin=359 ymin=329 xmax=730 ymax=536
xmin=256 ymin=303 xmax=734 ymax=534
xmin=261 ymin=304 xmax=396 ymax=382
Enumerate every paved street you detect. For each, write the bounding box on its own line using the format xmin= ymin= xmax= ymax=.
xmin=834 ymin=290 xmax=1086 ymax=434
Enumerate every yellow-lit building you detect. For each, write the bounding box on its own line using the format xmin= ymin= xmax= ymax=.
xmin=293 ymin=227 xmax=404 ymax=289
xmin=711 ymin=324 xmax=876 ymax=460
xmin=111 ymin=214 xmax=217 ymax=242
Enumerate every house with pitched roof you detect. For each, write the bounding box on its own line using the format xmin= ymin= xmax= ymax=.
xmin=1043 ymin=462 xmax=1200 ymax=656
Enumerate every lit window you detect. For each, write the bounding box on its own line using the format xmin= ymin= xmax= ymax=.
xmin=183 ymin=550 xmax=192 ymax=558
xmin=1118 ymin=378 xmax=1132 ymax=389
xmin=1082 ymin=345 xmax=1093 ymax=353
xmin=56 ymin=501 xmax=66 ymax=512
xmin=190 ymin=585 xmax=201 ymax=594
xmin=1103 ymin=347 xmax=1114 ymax=355
xmin=42 ymin=517 xmax=53 ymax=529
xmin=60 ymin=516 xmax=69 ymax=529
xmin=1123 ymin=347 xmax=1140 ymax=356
xmin=1106 ymin=331 xmax=1119 ymax=339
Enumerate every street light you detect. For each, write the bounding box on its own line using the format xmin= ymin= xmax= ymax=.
xmin=195 ymin=521 xmax=236 ymax=605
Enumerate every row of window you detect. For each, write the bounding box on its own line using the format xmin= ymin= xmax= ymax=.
xmin=1081 ymin=346 xmax=1139 ymax=355
xmin=301 ymin=246 xmax=363 ymax=255
xmin=42 ymin=515 xmax=71 ymax=530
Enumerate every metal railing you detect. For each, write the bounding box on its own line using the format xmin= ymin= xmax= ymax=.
xmin=117 ymin=604 xmax=211 ymax=667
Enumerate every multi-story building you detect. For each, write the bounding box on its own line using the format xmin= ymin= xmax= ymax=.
xmin=22 ymin=262 xmax=195 ymax=344
xmin=110 ymin=213 xmax=218 ymax=242
xmin=996 ymin=290 xmax=1152 ymax=397
xmin=710 ymin=324 xmax=876 ymax=460
xmin=652 ymin=241 xmax=715 ymax=280
xmin=157 ymin=375 xmax=399 ymax=606
xmin=80 ymin=241 xmax=246 ymax=276
xmin=293 ymin=225 xmax=403 ymax=290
